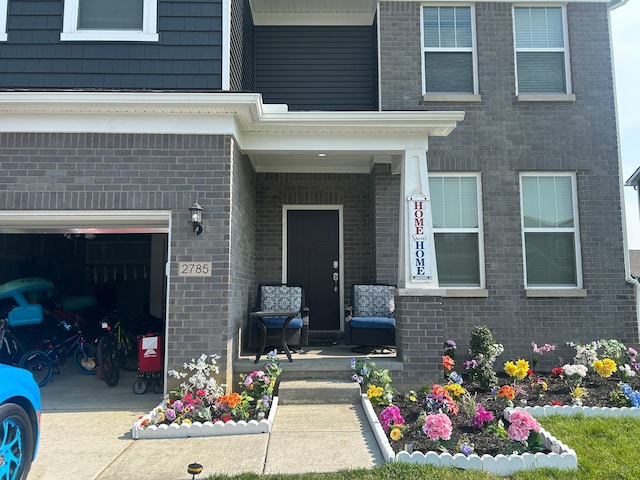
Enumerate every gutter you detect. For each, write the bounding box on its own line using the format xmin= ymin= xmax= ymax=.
xmin=608 ymin=0 xmax=640 ymax=339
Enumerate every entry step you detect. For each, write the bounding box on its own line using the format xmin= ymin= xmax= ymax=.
xmin=277 ymin=380 xmax=362 ymax=405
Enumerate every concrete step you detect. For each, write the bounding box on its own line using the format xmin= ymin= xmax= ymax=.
xmin=277 ymin=379 xmax=363 ymax=405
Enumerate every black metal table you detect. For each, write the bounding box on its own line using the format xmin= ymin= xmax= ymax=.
xmin=251 ymin=310 xmax=299 ymax=364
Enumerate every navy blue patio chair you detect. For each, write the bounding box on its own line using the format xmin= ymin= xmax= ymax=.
xmin=252 ymin=284 xmax=309 ymax=363
xmin=345 ymin=284 xmax=396 ymax=354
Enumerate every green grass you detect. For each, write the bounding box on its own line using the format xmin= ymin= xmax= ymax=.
xmin=205 ymin=416 xmax=640 ymax=480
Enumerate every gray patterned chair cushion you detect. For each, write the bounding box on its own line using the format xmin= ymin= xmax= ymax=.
xmin=352 ymin=285 xmax=395 ymax=318
xmin=260 ymin=285 xmax=303 ymax=312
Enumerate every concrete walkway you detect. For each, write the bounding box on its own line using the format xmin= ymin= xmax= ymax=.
xmin=28 ymin=367 xmax=384 ymax=479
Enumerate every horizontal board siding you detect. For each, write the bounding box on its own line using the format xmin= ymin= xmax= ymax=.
xmin=254 ymin=26 xmax=377 ymax=111
xmin=0 ymin=1 xmax=223 ymax=90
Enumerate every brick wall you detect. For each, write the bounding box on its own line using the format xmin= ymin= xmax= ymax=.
xmin=254 ymin=173 xmax=375 ymax=301
xmin=378 ymin=1 xmax=637 ymax=378
xmin=0 ymin=132 xmax=236 ymax=380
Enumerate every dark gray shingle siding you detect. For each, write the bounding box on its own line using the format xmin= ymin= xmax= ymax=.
xmin=1 ymin=1 xmax=223 ymax=90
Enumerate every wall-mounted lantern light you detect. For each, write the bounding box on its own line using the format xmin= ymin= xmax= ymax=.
xmin=188 ymin=198 xmax=204 ymax=236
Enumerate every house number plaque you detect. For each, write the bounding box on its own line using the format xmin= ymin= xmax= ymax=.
xmin=178 ymin=262 xmax=212 ymax=277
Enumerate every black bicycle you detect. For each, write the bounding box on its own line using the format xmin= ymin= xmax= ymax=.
xmin=0 ymin=317 xmax=23 ymax=366
xmin=18 ymin=320 xmax=98 ymax=386
xmin=96 ymin=314 xmax=137 ymax=387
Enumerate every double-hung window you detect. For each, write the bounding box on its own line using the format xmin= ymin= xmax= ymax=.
xmin=429 ymin=174 xmax=483 ymax=287
xmin=422 ymin=5 xmax=477 ymax=95
xmin=520 ymin=173 xmax=581 ymax=288
xmin=61 ymin=0 xmax=158 ymax=42
xmin=513 ymin=6 xmax=570 ymax=94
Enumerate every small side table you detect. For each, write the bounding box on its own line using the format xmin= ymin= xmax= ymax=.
xmin=250 ymin=310 xmax=299 ymax=364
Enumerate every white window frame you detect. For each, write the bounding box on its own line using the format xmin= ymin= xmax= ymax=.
xmin=1 ymin=0 xmax=8 ymax=42
xmin=420 ymin=3 xmax=479 ymax=96
xmin=520 ymin=172 xmax=583 ymax=289
xmin=513 ymin=4 xmax=572 ymax=96
xmin=429 ymin=172 xmax=485 ymax=288
xmin=61 ymin=0 xmax=158 ymax=42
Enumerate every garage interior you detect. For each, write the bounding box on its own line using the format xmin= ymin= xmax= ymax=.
xmin=0 ymin=230 xmax=167 ymax=386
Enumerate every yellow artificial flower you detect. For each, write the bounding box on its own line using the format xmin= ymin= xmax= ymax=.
xmin=504 ymin=361 xmax=518 ymax=377
xmin=182 ymin=418 xmax=192 ymax=425
xmin=571 ymin=386 xmax=588 ymax=400
xmin=390 ymin=427 xmax=403 ymax=441
xmin=367 ymin=385 xmax=383 ymax=399
xmin=593 ymin=358 xmax=617 ymax=378
xmin=444 ymin=383 xmax=466 ymax=398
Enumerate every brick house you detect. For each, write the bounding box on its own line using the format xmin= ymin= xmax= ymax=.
xmin=0 ymin=0 xmax=636 ymax=389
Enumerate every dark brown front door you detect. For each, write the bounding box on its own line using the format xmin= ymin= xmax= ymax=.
xmin=286 ymin=210 xmax=340 ymax=331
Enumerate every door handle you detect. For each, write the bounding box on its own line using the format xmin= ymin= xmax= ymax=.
xmin=332 ymin=272 xmax=339 ymax=292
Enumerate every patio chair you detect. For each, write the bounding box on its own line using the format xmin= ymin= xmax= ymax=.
xmin=345 ymin=284 xmax=396 ymax=354
xmin=252 ymin=284 xmax=309 ymax=363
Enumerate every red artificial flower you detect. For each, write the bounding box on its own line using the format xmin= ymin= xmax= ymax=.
xmin=551 ymin=367 xmax=564 ymax=376
xmin=527 ymin=369 xmax=534 ymax=377
xmin=221 ymin=413 xmax=233 ymax=422
xmin=551 ymin=400 xmax=563 ymax=406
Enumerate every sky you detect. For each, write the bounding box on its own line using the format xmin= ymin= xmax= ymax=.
xmin=611 ymin=1 xmax=640 ymax=250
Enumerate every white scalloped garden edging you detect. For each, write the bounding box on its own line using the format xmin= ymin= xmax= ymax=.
xmin=362 ymin=395 xmax=578 ymax=476
xmin=518 ymin=404 xmax=640 ymax=417
xmin=131 ymin=396 xmax=278 ymax=440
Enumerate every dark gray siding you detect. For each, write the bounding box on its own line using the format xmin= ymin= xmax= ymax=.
xmin=1 ymin=1 xmax=223 ymax=89
xmin=229 ymin=0 xmax=254 ymax=92
xmin=254 ymin=26 xmax=378 ymax=111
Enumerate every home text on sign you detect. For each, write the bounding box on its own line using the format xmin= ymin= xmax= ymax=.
xmin=408 ymin=195 xmax=431 ymax=281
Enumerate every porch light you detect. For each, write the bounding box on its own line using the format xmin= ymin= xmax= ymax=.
xmin=188 ymin=198 xmax=203 ymax=236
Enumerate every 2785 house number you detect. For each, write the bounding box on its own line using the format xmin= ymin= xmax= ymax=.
xmin=178 ymin=262 xmax=212 ymax=277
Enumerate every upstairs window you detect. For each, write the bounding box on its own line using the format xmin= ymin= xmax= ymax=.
xmin=520 ymin=173 xmax=581 ymax=287
xmin=62 ymin=0 xmax=158 ymax=42
xmin=422 ymin=5 xmax=477 ymax=94
xmin=513 ymin=6 xmax=570 ymax=94
xmin=429 ymin=174 xmax=484 ymax=287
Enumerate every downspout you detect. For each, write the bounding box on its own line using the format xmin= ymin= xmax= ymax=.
xmin=608 ymin=0 xmax=640 ymax=340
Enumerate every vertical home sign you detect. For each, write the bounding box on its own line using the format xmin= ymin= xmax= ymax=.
xmin=408 ymin=195 xmax=432 ymax=282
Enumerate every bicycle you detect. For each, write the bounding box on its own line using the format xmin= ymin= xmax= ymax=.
xmin=0 ymin=317 xmax=23 ymax=366
xmin=18 ymin=319 xmax=98 ymax=387
xmin=96 ymin=313 xmax=137 ymax=387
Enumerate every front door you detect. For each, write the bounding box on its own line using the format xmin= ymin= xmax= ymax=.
xmin=286 ymin=209 xmax=340 ymax=331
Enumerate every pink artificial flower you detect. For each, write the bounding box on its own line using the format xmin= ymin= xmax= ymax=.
xmin=507 ymin=410 xmax=540 ymax=442
xmin=379 ymin=405 xmax=405 ymax=431
xmin=472 ymin=404 xmax=494 ymax=428
xmin=422 ymin=413 xmax=453 ymax=441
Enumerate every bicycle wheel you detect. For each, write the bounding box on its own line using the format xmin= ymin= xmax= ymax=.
xmin=19 ymin=349 xmax=53 ymax=387
xmin=0 ymin=332 xmax=24 ymax=366
xmin=73 ymin=343 xmax=98 ymax=375
xmin=97 ymin=337 xmax=119 ymax=387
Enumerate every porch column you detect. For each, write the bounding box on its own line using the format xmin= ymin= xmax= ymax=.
xmin=397 ymin=149 xmax=441 ymax=291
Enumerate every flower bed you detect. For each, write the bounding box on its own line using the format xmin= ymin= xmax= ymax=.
xmin=132 ymin=397 xmax=278 ymax=439
xmin=353 ymin=329 xmax=640 ymax=474
xmin=132 ymin=351 xmax=282 ymax=439
xmin=362 ymin=395 xmax=577 ymax=475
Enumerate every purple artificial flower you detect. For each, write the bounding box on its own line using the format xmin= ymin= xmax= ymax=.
xmin=244 ymin=376 xmax=253 ymax=387
xmin=460 ymin=443 xmax=473 ymax=456
xmin=165 ymin=408 xmax=176 ymax=422
xmin=173 ymin=400 xmax=184 ymax=411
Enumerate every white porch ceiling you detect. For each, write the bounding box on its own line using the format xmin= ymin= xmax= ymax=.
xmin=249 ymin=0 xmax=378 ymax=25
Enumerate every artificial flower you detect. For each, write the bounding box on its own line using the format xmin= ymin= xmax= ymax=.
xmin=379 ymin=405 xmax=405 ymax=431
xmin=444 ymin=383 xmax=466 ymax=398
xmin=390 ymin=427 xmax=403 ymax=441
xmin=593 ymin=358 xmax=617 ymax=378
xmin=472 ymin=404 xmax=494 ymax=428
xmin=497 ymin=385 xmax=515 ymax=401
xmin=507 ymin=410 xmax=540 ymax=442
xmin=422 ymin=413 xmax=452 ymax=441
xmin=442 ymin=355 xmax=455 ymax=371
